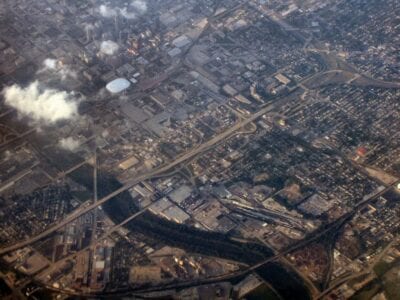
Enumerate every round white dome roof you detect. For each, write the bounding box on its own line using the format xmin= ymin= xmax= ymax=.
xmin=106 ymin=78 xmax=131 ymax=93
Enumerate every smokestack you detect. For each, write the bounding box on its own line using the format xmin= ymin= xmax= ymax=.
xmin=86 ymin=27 xmax=92 ymax=43
xmin=114 ymin=14 xmax=120 ymax=38
xmin=119 ymin=31 xmax=123 ymax=44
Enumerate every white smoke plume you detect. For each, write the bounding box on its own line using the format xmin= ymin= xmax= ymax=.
xmin=119 ymin=7 xmax=137 ymax=19
xmin=98 ymin=1 xmax=147 ymax=19
xmin=43 ymin=58 xmax=57 ymax=69
xmin=100 ymin=40 xmax=119 ymax=55
xmin=40 ymin=58 xmax=77 ymax=80
xmin=59 ymin=137 xmax=81 ymax=151
xmin=131 ymin=0 xmax=147 ymax=14
xmin=2 ymin=81 xmax=79 ymax=124
xmin=99 ymin=4 xmax=118 ymax=18
xmin=84 ymin=23 xmax=95 ymax=31
xmin=84 ymin=23 xmax=95 ymax=36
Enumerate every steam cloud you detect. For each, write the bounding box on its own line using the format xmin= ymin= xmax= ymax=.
xmin=99 ymin=4 xmax=118 ymax=18
xmin=119 ymin=7 xmax=137 ymax=19
xmin=99 ymin=1 xmax=147 ymax=19
xmin=40 ymin=58 xmax=77 ymax=80
xmin=131 ymin=0 xmax=147 ymax=14
xmin=100 ymin=40 xmax=119 ymax=55
xmin=43 ymin=58 xmax=57 ymax=69
xmin=2 ymin=81 xmax=79 ymax=124
xmin=59 ymin=137 xmax=81 ymax=151
xmin=84 ymin=23 xmax=95 ymax=31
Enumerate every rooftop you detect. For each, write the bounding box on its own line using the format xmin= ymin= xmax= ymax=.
xmin=106 ymin=78 xmax=131 ymax=94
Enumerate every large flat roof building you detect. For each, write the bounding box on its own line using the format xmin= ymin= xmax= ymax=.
xmin=106 ymin=78 xmax=131 ymax=93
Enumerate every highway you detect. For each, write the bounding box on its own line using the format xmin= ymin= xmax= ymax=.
xmin=316 ymin=235 xmax=400 ymax=299
xmin=0 ymin=101 xmax=276 ymax=256
xmin=1 ymin=60 xmax=391 ymax=257
xmin=0 ymin=0 xmax=359 ymax=257
xmin=32 ymin=178 xmax=398 ymax=298
xmin=0 ymin=164 xmax=37 ymax=193
xmin=0 ymin=3 xmax=397 ymax=300
xmin=0 ymin=0 xmax=271 ymax=257
xmin=36 ymin=201 xmax=155 ymax=281
xmin=0 ymin=128 xmax=36 ymax=151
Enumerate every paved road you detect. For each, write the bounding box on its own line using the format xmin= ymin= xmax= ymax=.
xmin=33 ymin=179 xmax=398 ymax=298
xmin=36 ymin=202 xmax=155 ymax=281
xmin=0 ymin=102 xmax=276 ymax=256
xmin=316 ymin=234 xmax=400 ymax=299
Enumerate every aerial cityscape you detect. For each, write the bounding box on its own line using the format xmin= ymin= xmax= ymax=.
xmin=0 ymin=0 xmax=399 ymax=299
